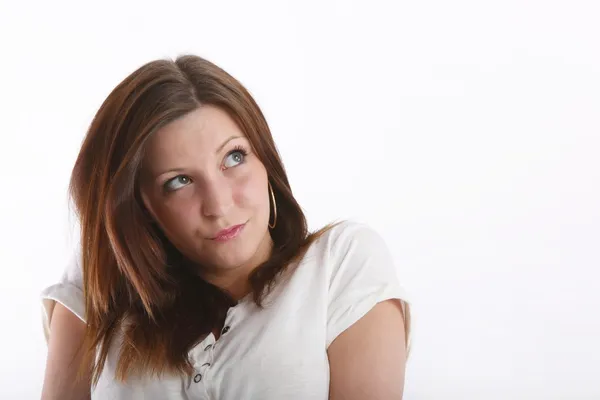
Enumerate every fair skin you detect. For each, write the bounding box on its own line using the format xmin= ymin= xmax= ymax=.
xmin=328 ymin=299 xmax=407 ymax=399
xmin=41 ymin=104 xmax=407 ymax=398
xmin=41 ymin=303 xmax=91 ymax=400
xmin=139 ymin=105 xmax=274 ymax=300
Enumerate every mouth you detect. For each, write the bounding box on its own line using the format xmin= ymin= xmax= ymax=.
xmin=210 ymin=222 xmax=246 ymax=242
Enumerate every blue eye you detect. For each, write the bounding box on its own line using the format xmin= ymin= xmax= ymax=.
xmin=162 ymin=146 xmax=249 ymax=193
xmin=224 ymin=146 xmax=248 ymax=168
xmin=164 ymin=175 xmax=191 ymax=192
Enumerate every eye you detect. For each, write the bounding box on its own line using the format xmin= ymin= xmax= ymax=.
xmin=223 ymin=146 xmax=248 ymax=169
xmin=163 ymin=175 xmax=191 ymax=192
xmin=162 ymin=146 xmax=249 ymax=193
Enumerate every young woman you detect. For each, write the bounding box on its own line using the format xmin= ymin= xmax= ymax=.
xmin=39 ymin=54 xmax=411 ymax=400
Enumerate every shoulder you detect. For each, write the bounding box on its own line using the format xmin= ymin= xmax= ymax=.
xmin=317 ymin=220 xmax=410 ymax=348
xmin=329 ymin=219 xmax=388 ymax=251
xmin=311 ymin=219 xmax=386 ymax=253
xmin=313 ymin=219 xmax=395 ymax=274
xmin=304 ymin=220 xmax=401 ymax=297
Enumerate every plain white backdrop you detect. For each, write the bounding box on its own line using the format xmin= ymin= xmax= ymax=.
xmin=1 ymin=0 xmax=599 ymax=398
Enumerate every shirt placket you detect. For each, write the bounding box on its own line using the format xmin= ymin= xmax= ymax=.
xmin=185 ymin=334 xmax=215 ymax=398
xmin=185 ymin=304 xmax=240 ymax=398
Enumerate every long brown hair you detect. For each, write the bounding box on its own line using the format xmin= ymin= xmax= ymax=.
xmin=68 ymin=54 xmax=342 ymax=387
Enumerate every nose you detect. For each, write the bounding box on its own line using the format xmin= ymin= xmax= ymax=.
xmin=201 ymin=176 xmax=233 ymax=218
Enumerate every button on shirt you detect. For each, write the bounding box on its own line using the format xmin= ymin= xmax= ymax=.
xmin=40 ymin=220 xmax=410 ymax=400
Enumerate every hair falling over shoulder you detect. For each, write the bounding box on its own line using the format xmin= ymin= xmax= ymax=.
xmin=68 ymin=54 xmax=343 ymax=387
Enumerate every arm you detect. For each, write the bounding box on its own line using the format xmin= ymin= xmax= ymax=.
xmin=40 ymin=302 xmax=92 ymax=400
xmin=328 ymin=299 xmax=407 ymax=400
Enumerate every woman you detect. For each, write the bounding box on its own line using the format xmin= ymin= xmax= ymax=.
xmin=40 ymin=54 xmax=411 ymax=399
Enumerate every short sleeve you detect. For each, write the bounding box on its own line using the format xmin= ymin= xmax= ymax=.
xmin=326 ymin=221 xmax=411 ymax=348
xmin=40 ymin=245 xmax=86 ymax=344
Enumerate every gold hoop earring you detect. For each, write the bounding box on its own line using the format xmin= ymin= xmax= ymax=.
xmin=268 ymin=181 xmax=277 ymax=229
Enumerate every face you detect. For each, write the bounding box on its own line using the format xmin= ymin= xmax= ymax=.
xmin=139 ymin=105 xmax=273 ymax=285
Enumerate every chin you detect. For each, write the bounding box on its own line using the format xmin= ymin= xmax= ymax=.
xmin=209 ymin=242 xmax=254 ymax=268
xmin=211 ymin=254 xmax=251 ymax=271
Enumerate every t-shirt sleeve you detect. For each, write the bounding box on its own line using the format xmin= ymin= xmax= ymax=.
xmin=326 ymin=221 xmax=411 ymax=348
xmin=39 ymin=246 xmax=86 ymax=344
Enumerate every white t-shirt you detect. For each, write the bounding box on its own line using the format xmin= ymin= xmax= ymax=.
xmin=40 ymin=220 xmax=410 ymax=399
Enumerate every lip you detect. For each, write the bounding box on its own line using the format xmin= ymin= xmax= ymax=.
xmin=211 ymin=223 xmax=246 ymax=241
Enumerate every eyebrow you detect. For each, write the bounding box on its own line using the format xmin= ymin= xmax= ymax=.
xmin=153 ymin=135 xmax=243 ymax=181
xmin=216 ymin=135 xmax=242 ymax=154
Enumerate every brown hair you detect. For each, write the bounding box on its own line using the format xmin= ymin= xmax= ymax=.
xmin=68 ymin=54 xmax=342 ymax=387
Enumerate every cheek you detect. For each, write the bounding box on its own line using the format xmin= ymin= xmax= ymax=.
xmin=233 ymin=166 xmax=267 ymax=208
xmin=149 ymin=194 xmax=197 ymax=232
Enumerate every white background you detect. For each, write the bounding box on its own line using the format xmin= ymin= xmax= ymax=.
xmin=1 ymin=1 xmax=599 ymax=399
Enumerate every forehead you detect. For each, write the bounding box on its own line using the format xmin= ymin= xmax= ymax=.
xmin=142 ymin=105 xmax=245 ymax=166
xmin=148 ymin=105 xmax=242 ymax=150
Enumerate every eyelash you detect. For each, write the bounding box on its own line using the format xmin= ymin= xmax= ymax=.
xmin=229 ymin=145 xmax=249 ymax=161
xmin=163 ymin=145 xmax=249 ymax=193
